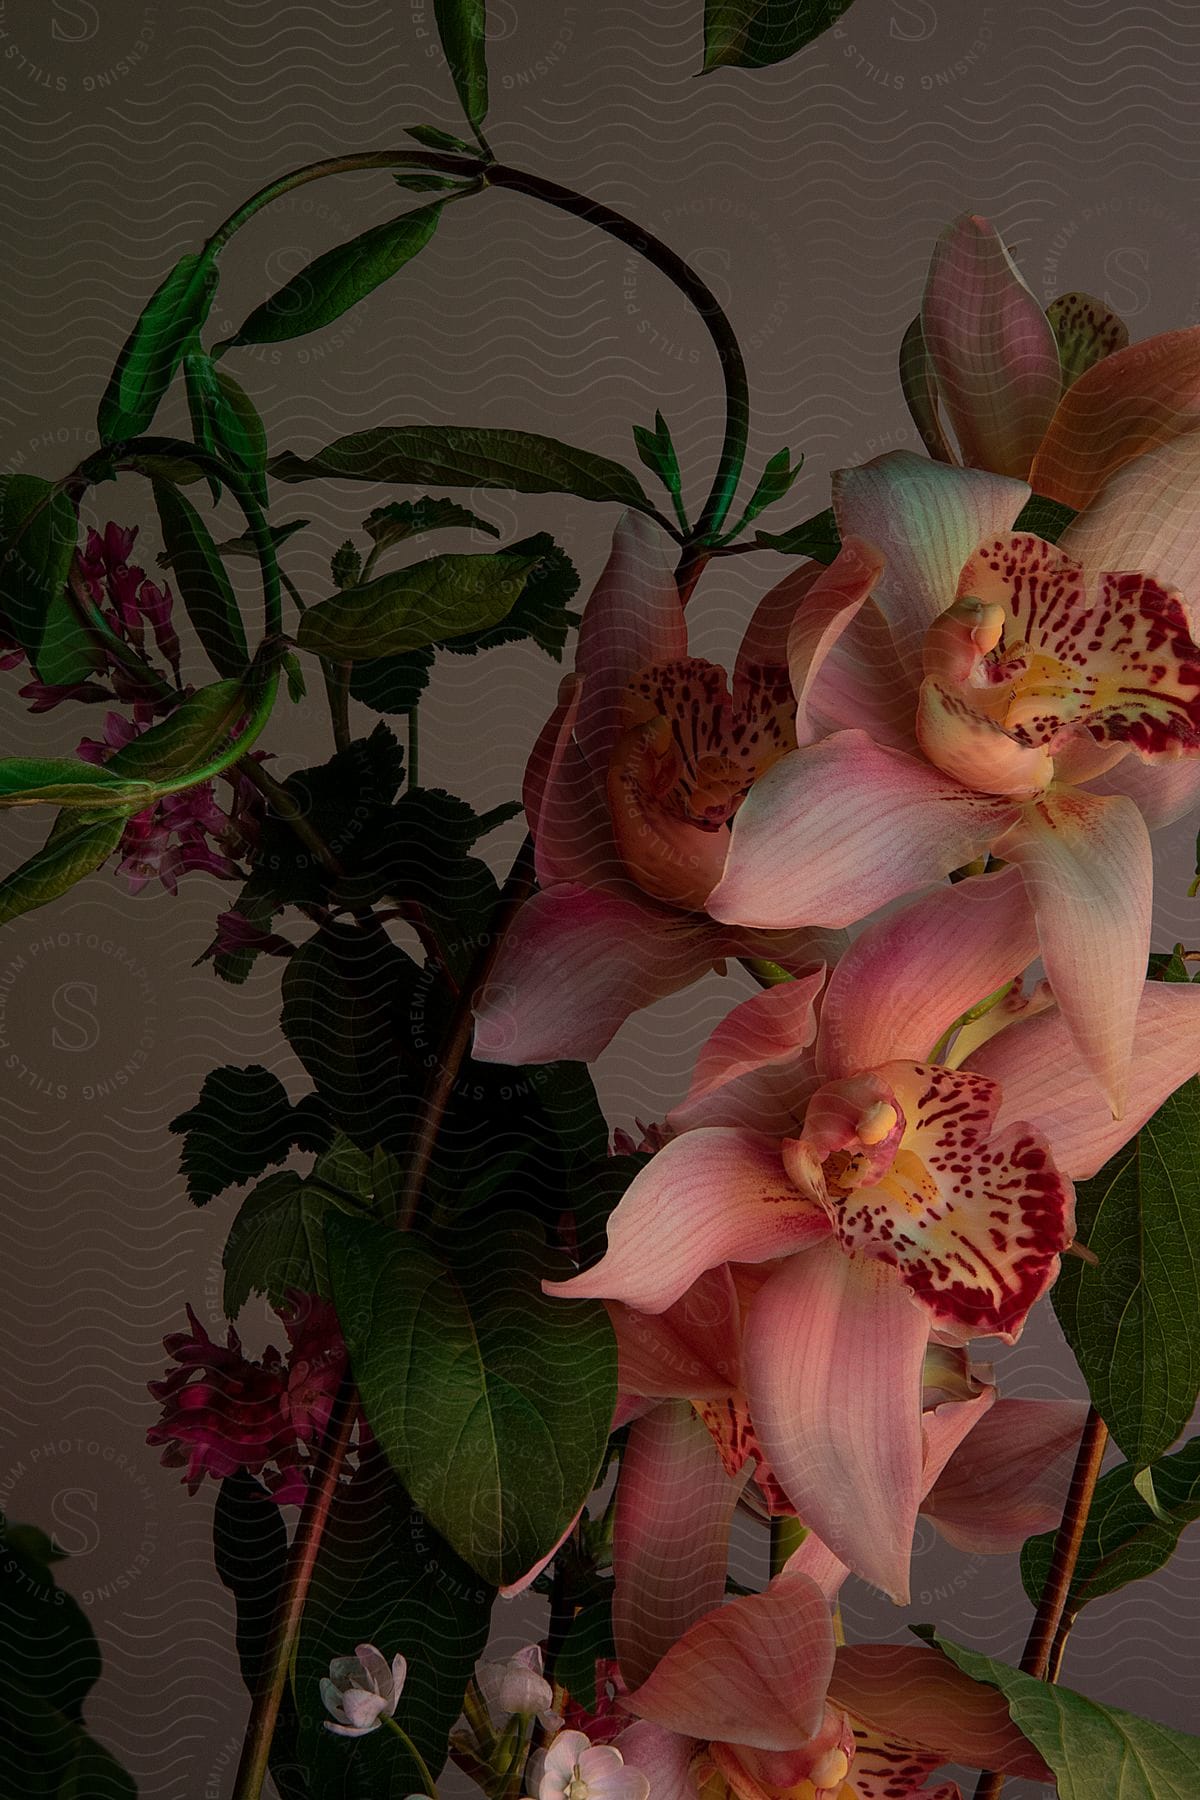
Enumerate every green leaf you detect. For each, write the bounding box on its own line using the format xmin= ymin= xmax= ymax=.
xmin=152 ymin=481 xmax=249 ymax=677
xmin=0 ymin=759 xmax=153 ymax=810
xmin=222 ymin=1170 xmax=346 ymax=1316
xmin=295 ymin=1453 xmax=493 ymax=1795
xmin=364 ymin=495 xmax=500 ymax=549
xmin=556 ymin=1592 xmax=615 ymax=1709
xmin=296 ymin=546 xmax=542 ymax=660
xmin=0 ymin=475 xmax=87 ymax=676
xmin=280 ymin=924 xmax=416 ymax=1147
xmin=434 ymin=0 xmax=488 ymax=134
xmin=1012 ymin=492 xmax=1077 ymax=543
xmin=394 ymin=171 xmax=472 ymax=193
xmin=438 ymin=532 xmax=580 ymax=660
xmin=0 ymin=810 xmax=127 ymax=927
xmin=347 ymin=648 xmax=435 ymax=715
xmin=702 ymin=0 xmax=858 ymax=71
xmin=227 ymin=202 xmax=447 ymax=347
xmin=753 ymin=506 xmax=840 ymax=563
xmin=184 ymin=352 xmax=269 ymax=505
xmin=331 ymin=539 xmax=363 ymax=590
xmin=1052 ymin=1077 xmax=1200 ymax=1467
xmin=191 ymin=518 xmax=309 ymax=564
xmin=105 ymin=679 xmax=249 ymax=785
xmin=268 ymin=424 xmax=657 ymax=515
xmin=405 ymin=123 xmax=474 ymax=151
xmin=916 ymin=1628 xmax=1200 ymax=1800
xmin=205 ymin=871 xmax=286 ymax=986
xmin=97 ymin=250 xmax=218 ymax=441
xmin=329 ymin=1213 xmax=616 ymax=1586
xmin=169 ymin=1062 xmax=331 ymax=1207
xmin=731 ymin=446 xmax=802 ymax=531
xmin=252 ymin=723 xmax=406 ymax=906
xmin=213 ymin=1473 xmax=288 ymax=1694
xmin=335 ymin=785 xmax=520 ymax=930
xmin=632 ymin=411 xmax=684 ymax=506
xmin=1021 ymin=1433 xmax=1200 ymax=1613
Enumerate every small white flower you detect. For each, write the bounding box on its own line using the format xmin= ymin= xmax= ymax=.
xmin=476 ymin=1644 xmax=562 ymax=1734
xmin=526 ymin=1729 xmax=649 ymax=1800
xmin=320 ymin=1642 xmax=407 ymax=1737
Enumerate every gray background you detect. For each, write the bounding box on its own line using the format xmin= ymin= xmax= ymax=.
xmin=2 ymin=1 xmax=1199 ymax=1793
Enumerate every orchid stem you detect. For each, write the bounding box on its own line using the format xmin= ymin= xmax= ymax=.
xmin=970 ymin=1405 xmax=1108 ymax=1800
xmin=231 ymin=1376 xmax=358 ymax=1800
xmin=382 ymin=1714 xmax=441 ymax=1798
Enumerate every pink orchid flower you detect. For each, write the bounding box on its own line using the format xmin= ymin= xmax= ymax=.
xmin=470 ymin=514 xmax=880 ymax=1063
xmin=705 ymin=447 xmax=1200 ymax=1110
xmin=608 ymin=1266 xmax=1085 ymax=1677
xmin=546 ymin=869 xmax=1200 ymax=1598
xmin=908 ymin=211 xmax=1200 ymax=514
xmin=526 ymin=1729 xmax=649 ymax=1800
xmin=613 ymin=1567 xmax=1050 ymax=1800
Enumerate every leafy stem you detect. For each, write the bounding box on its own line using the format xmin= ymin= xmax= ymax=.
xmin=970 ymin=1405 xmax=1109 ymax=1800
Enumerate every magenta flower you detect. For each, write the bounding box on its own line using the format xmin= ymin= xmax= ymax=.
xmin=146 ymin=1293 xmax=346 ymax=1500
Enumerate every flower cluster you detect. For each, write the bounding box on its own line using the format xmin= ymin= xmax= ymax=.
xmin=146 ymin=1292 xmax=346 ymax=1503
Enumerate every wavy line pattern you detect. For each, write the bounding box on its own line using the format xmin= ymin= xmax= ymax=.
xmin=3 ymin=0 xmax=1200 ymax=1792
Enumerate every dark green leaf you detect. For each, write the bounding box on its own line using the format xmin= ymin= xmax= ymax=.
xmin=1012 ymin=493 xmax=1077 ymax=543
xmin=393 ymin=171 xmax=472 ymax=193
xmin=253 ymin=723 xmax=406 ymax=905
xmin=152 ymin=480 xmax=249 ymax=677
xmin=268 ymin=424 xmax=657 ymax=515
xmin=222 ymin=1167 xmax=366 ymax=1316
xmin=733 ymin=447 xmax=802 ymax=530
xmin=197 ymin=518 xmax=310 ymax=564
xmin=347 ymin=648 xmax=434 ymax=716
xmin=556 ymin=1593 xmax=615 ymax=1709
xmin=227 ymin=202 xmax=446 ymax=347
xmin=364 ymin=495 xmax=499 ymax=549
xmin=0 ymin=759 xmax=153 ymax=810
xmin=0 ymin=1515 xmax=102 ymax=1723
xmin=632 ymin=410 xmax=683 ymax=506
xmin=105 ymin=679 xmax=249 ymax=784
xmin=702 ymin=0 xmax=858 ymax=70
xmin=0 ymin=810 xmax=126 ymax=927
xmin=295 ymin=1453 xmax=492 ymax=1795
xmin=185 ymin=352 xmax=269 ymax=505
xmin=203 ymin=872 xmax=285 ymax=986
xmin=916 ymin=1628 xmax=1200 ymax=1800
xmin=335 ymin=785 xmax=519 ymax=928
xmin=1021 ymin=1434 xmax=1200 ymax=1613
xmin=97 ymin=250 xmax=218 ymax=442
xmin=434 ymin=0 xmax=488 ymax=133
xmin=296 ymin=547 xmax=541 ymax=660
xmin=283 ymin=652 xmax=306 ymax=702
xmin=405 ymin=123 xmax=474 ymax=151
xmin=0 ymin=476 xmax=90 ymax=680
xmin=213 ymin=1473 xmax=289 ymax=1694
xmin=331 ymin=540 xmax=363 ymax=590
xmin=328 ymin=1212 xmax=616 ymax=1586
xmin=280 ymin=924 xmax=416 ymax=1148
xmin=1053 ymin=1077 xmax=1200 ymax=1467
xmin=439 ymin=532 xmax=580 ymax=660
xmin=169 ymin=1062 xmax=331 ymax=1207
xmin=754 ymin=506 xmax=839 ymax=563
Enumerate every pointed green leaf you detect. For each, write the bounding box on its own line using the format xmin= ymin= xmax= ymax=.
xmin=405 ymin=123 xmax=473 ymax=151
xmin=364 ymin=495 xmax=500 ymax=548
xmin=327 ymin=1212 xmax=616 ymax=1586
xmin=185 ymin=351 xmax=269 ymax=505
xmin=916 ymin=1629 xmax=1200 ymax=1800
xmin=1021 ymin=1434 xmax=1200 ymax=1612
xmin=268 ymin=424 xmax=657 ymax=514
xmin=222 ymin=1170 xmax=354 ymax=1316
xmin=227 ymin=201 xmax=447 ymax=347
xmin=0 ymin=759 xmax=153 ymax=809
xmin=152 ymin=481 xmax=249 ymax=677
xmin=104 ymin=679 xmax=249 ymax=785
xmin=754 ymin=506 xmax=840 ymax=562
xmin=733 ymin=446 xmax=802 ymax=531
xmin=0 ymin=474 xmax=98 ymax=686
xmin=1053 ymin=1077 xmax=1200 ymax=1467
xmin=702 ymin=0 xmax=858 ymax=71
xmin=0 ymin=809 xmax=127 ymax=927
xmin=97 ymin=250 xmax=219 ymax=441
xmin=296 ymin=547 xmax=541 ymax=659
xmin=1012 ymin=492 xmax=1077 ymax=543
xmin=633 ymin=411 xmax=684 ymax=506
xmin=434 ymin=0 xmax=488 ymax=133
xmin=213 ymin=1473 xmax=289 ymax=1695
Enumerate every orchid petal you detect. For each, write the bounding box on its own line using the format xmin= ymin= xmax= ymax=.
xmin=673 ymin=969 xmax=825 ymax=1121
xmin=832 ymin=452 xmax=1028 ymax=689
xmin=918 ymin=1388 xmax=997 ymax=1497
xmin=613 ymin=1401 xmax=750 ymax=1689
xmin=785 ymin=537 xmax=886 ymax=742
xmin=471 ymin=882 xmax=728 ymax=1065
xmin=1045 ymin=291 xmax=1129 ymax=389
xmin=997 ymin=788 xmax=1152 ymax=1114
xmin=614 ymin=1721 xmax=699 ymax=1800
xmin=609 ymin=1265 xmax=742 ymax=1401
xmin=964 ymin=979 xmax=1200 ymax=1179
xmin=815 ymin=864 xmax=1039 ymax=1080
xmin=574 ymin=511 xmax=687 ymax=772
xmin=921 ymin=214 xmax=1062 ymax=480
xmin=744 ymin=1243 xmax=930 ymax=1602
xmin=626 ymin=1567 xmax=836 ymax=1750
xmin=832 ymin=1059 xmax=1073 ymax=1342
xmin=802 ymin=593 xmax=923 ymax=752
xmin=709 ymin=730 xmax=1015 ymax=929
xmin=1030 ymin=323 xmax=1200 ymax=511
xmin=543 ymin=1128 xmax=830 ymax=1314
xmin=733 ymin=558 xmax=824 ymax=704
xmin=780 ymin=1532 xmax=851 ymax=1604
xmin=1083 ymin=747 xmax=1200 ymax=829
xmin=922 ymin=1397 xmax=1089 ymax=1553
xmin=899 ymin=312 xmax=957 ymax=462
xmin=525 ymin=677 xmax=619 ymax=887
xmin=1060 ymin=427 xmax=1200 ymax=626
xmin=829 ymin=1643 xmax=1053 ymax=1784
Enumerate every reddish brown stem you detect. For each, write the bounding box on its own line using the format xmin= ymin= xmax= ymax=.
xmin=970 ymin=1405 xmax=1108 ymax=1800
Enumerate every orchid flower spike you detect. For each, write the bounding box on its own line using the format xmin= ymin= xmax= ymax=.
xmin=321 ymin=1643 xmax=407 ymax=1737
